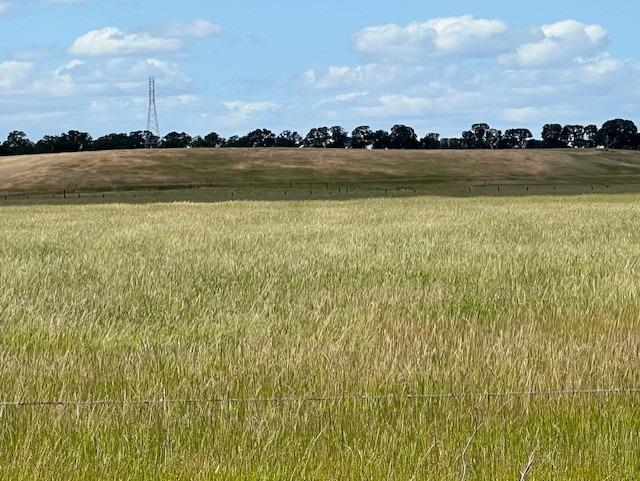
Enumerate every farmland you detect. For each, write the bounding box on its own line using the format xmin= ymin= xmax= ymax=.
xmin=1 ymin=150 xmax=640 ymax=479
xmin=2 ymin=148 xmax=640 ymax=198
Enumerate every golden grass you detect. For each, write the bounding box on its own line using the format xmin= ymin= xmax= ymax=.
xmin=2 ymin=148 xmax=640 ymax=194
xmin=1 ymin=193 xmax=640 ymax=479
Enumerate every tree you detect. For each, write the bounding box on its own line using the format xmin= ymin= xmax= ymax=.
xmin=304 ymin=127 xmax=331 ymax=148
xmin=541 ymin=124 xmax=565 ymax=148
xmin=597 ymin=119 xmax=638 ymax=149
xmin=328 ymin=126 xmax=349 ymax=148
xmin=583 ymin=125 xmax=598 ymax=148
xmin=2 ymin=131 xmax=34 ymax=155
xmin=526 ymin=139 xmax=545 ymax=149
xmin=128 ymin=131 xmax=152 ymax=149
xmin=244 ymin=129 xmax=276 ymax=147
xmin=203 ymin=132 xmax=225 ymax=148
xmin=275 ymin=130 xmax=302 ymax=147
xmin=161 ymin=132 xmax=193 ymax=148
xmin=93 ymin=133 xmax=133 ymax=151
xmin=350 ymin=126 xmax=374 ymax=149
xmin=471 ymin=123 xmax=490 ymax=148
xmin=190 ymin=136 xmax=207 ymax=148
xmin=560 ymin=125 xmax=584 ymax=148
xmin=226 ymin=135 xmax=241 ymax=147
xmin=35 ymin=135 xmax=59 ymax=153
xmin=389 ymin=124 xmax=419 ymax=149
xmin=371 ymin=130 xmax=390 ymax=149
xmin=485 ymin=129 xmax=502 ymax=150
xmin=33 ymin=130 xmax=92 ymax=153
xmin=461 ymin=130 xmax=475 ymax=149
xmin=440 ymin=138 xmax=462 ymax=149
xmin=420 ymin=133 xmax=441 ymax=149
xmin=59 ymin=130 xmax=92 ymax=152
xmin=503 ymin=129 xmax=532 ymax=149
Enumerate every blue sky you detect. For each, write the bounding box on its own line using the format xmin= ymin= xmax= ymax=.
xmin=0 ymin=0 xmax=638 ymax=140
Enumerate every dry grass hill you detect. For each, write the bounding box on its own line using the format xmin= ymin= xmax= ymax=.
xmin=1 ymin=148 xmax=640 ymax=195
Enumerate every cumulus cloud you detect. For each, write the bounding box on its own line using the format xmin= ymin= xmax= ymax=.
xmin=69 ymin=27 xmax=182 ymax=56
xmin=353 ymin=15 xmax=509 ymax=60
xmin=296 ymin=14 xmax=638 ymax=134
xmin=69 ymin=20 xmax=222 ymax=57
xmin=506 ymin=20 xmax=608 ymax=67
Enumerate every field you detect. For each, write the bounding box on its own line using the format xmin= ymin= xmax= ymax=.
xmin=1 ymin=150 xmax=640 ymax=480
xmin=2 ymin=148 xmax=640 ymax=197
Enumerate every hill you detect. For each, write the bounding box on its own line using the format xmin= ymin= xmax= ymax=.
xmin=1 ymin=148 xmax=640 ymax=196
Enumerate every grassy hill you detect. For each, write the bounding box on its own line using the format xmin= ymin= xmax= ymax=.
xmin=2 ymin=148 xmax=640 ymax=196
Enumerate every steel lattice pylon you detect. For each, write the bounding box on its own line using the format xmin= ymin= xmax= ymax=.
xmin=145 ymin=77 xmax=160 ymax=148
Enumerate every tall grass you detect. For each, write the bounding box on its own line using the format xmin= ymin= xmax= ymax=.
xmin=1 ymin=193 xmax=639 ymax=480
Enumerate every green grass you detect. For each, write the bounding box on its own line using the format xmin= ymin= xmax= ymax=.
xmin=1 ymin=192 xmax=640 ymax=480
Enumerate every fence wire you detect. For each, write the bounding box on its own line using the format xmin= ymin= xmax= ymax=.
xmin=2 ymin=387 xmax=640 ymax=408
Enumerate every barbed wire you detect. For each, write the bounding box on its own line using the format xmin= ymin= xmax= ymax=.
xmin=2 ymin=387 xmax=639 ymax=408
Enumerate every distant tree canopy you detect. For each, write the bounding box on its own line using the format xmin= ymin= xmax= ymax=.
xmin=2 ymin=119 xmax=639 ymax=156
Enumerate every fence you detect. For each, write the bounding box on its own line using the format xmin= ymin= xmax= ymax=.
xmin=3 ymin=387 xmax=640 ymax=408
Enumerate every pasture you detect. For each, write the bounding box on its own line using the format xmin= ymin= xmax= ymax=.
xmin=2 ymin=148 xmax=640 ymax=196
xmin=1 ymin=189 xmax=639 ymax=480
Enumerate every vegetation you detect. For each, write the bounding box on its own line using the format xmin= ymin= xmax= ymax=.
xmin=1 ymin=118 xmax=639 ymax=156
xmin=1 ymin=192 xmax=640 ymax=480
xmin=2 ymin=147 xmax=640 ymax=196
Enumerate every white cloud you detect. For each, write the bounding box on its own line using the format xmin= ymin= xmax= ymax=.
xmin=355 ymin=94 xmax=433 ymax=117
xmin=294 ymin=14 xmax=638 ymax=135
xmin=0 ymin=61 xmax=35 ymax=90
xmin=577 ymin=54 xmax=623 ymax=81
xmin=502 ymin=107 xmax=545 ymax=122
xmin=69 ymin=27 xmax=182 ymax=56
xmin=219 ymin=101 xmax=280 ymax=127
xmin=304 ymin=64 xmax=426 ymax=89
xmin=0 ymin=2 xmax=10 ymax=15
xmin=353 ymin=15 xmax=509 ymax=60
xmin=314 ymin=91 xmax=369 ymax=107
xmin=222 ymin=100 xmax=280 ymax=114
xmin=507 ymin=20 xmax=608 ymax=67
xmin=160 ymin=20 xmax=222 ymax=38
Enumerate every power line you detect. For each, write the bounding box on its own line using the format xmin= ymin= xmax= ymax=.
xmin=2 ymin=387 xmax=639 ymax=409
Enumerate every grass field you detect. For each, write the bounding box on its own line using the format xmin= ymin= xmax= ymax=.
xmin=1 ymin=189 xmax=640 ymax=480
xmin=2 ymin=148 xmax=640 ymax=197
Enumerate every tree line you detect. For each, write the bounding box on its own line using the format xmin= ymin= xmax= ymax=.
xmin=1 ymin=119 xmax=638 ymax=156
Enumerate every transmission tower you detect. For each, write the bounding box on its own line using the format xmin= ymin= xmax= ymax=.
xmin=145 ymin=76 xmax=160 ymax=148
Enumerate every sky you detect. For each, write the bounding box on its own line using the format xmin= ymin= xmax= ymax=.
xmin=0 ymin=0 xmax=638 ymax=140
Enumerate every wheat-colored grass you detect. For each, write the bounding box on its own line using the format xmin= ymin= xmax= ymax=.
xmin=2 ymin=148 xmax=640 ymax=194
xmin=1 ymin=193 xmax=639 ymax=480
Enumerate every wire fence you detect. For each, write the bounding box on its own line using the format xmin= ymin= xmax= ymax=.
xmin=2 ymin=179 xmax=640 ymax=203
xmin=3 ymin=387 xmax=640 ymax=409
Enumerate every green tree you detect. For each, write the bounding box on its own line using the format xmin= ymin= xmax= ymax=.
xmin=389 ymin=124 xmax=419 ymax=149
xmin=350 ymin=126 xmax=374 ymax=149
xmin=597 ymin=119 xmax=638 ymax=149
xmin=541 ymin=124 xmax=565 ymax=148
xmin=2 ymin=131 xmax=35 ymax=155
xmin=161 ymin=132 xmax=193 ymax=148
